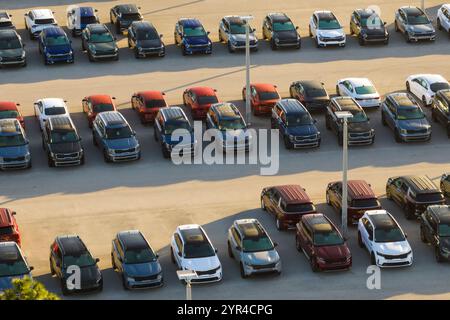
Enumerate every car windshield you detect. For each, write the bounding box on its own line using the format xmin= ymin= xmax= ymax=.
xmin=348 ymin=110 xmax=368 ymax=123
xmin=351 ymin=198 xmax=380 ymax=208
xmin=219 ymin=118 xmax=246 ymax=130
xmin=397 ymin=107 xmax=424 ymax=120
xmin=375 ymin=227 xmax=405 ymax=243
xmin=0 ymin=38 xmax=21 ymax=50
xmin=361 ymin=16 xmax=383 ymax=28
xmin=415 ymin=193 xmax=444 ymax=203
xmin=184 ymin=26 xmax=206 ymax=37
xmin=284 ymin=203 xmax=315 ymax=213
xmin=430 ymin=82 xmax=450 ymax=93
xmin=0 ymin=110 xmax=19 ymax=119
xmin=0 ymin=260 xmax=29 ymax=277
xmin=273 ymin=21 xmax=295 ymax=31
xmin=93 ymin=104 xmax=114 ymax=113
xmin=0 ymin=21 xmax=12 ymax=28
xmin=90 ymin=32 xmax=113 ymax=43
xmin=0 ymin=134 xmax=25 ymax=147
xmin=164 ymin=121 xmax=191 ymax=135
xmin=438 ymin=223 xmax=450 ymax=237
xmin=124 ymin=248 xmax=156 ymax=264
xmin=145 ymin=100 xmax=166 ymax=108
xmin=407 ymin=14 xmax=430 ymax=25
xmin=35 ymin=18 xmax=55 ymax=25
xmin=50 ymin=131 xmax=78 ymax=144
xmin=230 ymin=23 xmax=246 ymax=34
xmin=286 ymin=113 xmax=313 ymax=126
xmin=318 ymin=17 xmax=341 ymax=29
xmin=259 ymin=92 xmax=279 ymax=101
xmin=242 ymin=236 xmax=274 ymax=252
xmin=122 ymin=13 xmax=141 ymax=21
xmin=137 ymin=28 xmax=159 ymax=40
xmin=80 ymin=16 xmax=97 ymax=25
xmin=184 ymin=242 xmax=215 ymax=259
xmin=106 ymin=126 xmax=132 ymax=139
xmin=197 ymin=95 xmax=218 ymax=105
xmin=314 ymin=229 xmax=344 ymax=246
xmin=44 ymin=107 xmax=66 ymax=116
xmin=46 ymin=35 xmax=69 ymax=46
xmin=63 ymin=253 xmax=96 ymax=268
xmin=0 ymin=226 xmax=14 ymax=235
xmin=306 ymin=88 xmax=327 ymax=98
xmin=355 ymin=85 xmax=376 ymax=95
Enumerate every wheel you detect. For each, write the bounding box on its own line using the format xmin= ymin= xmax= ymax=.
xmin=422 ymin=96 xmax=429 ymax=108
xmin=284 ymin=136 xmax=293 ymax=149
xmin=308 ymin=26 xmax=312 ymax=37
xmin=358 ymin=36 xmax=365 ymax=46
xmin=162 ymin=144 xmax=171 ymax=159
xmin=227 ymin=41 xmax=234 ymax=53
xmin=170 ymin=247 xmax=176 ymax=264
xmin=310 ymin=257 xmax=319 ymax=272
xmin=115 ymin=23 xmax=121 ymax=34
xmin=315 ymin=37 xmax=320 ymax=48
xmin=358 ymin=231 xmax=364 ymax=248
xmin=227 ymin=241 xmax=234 ymax=259
xmin=394 ymin=129 xmax=402 ymax=143
xmin=260 ymin=198 xmax=266 ymax=211
xmin=336 ymin=85 xmax=340 ymax=95
xmin=295 ymin=235 xmax=302 ymax=252
xmin=111 ymin=254 xmax=117 ymax=270
xmin=181 ymin=45 xmax=187 ymax=56
xmin=134 ymin=48 xmax=140 ymax=59
xmin=437 ymin=18 xmax=443 ymax=31
xmin=240 ymin=263 xmax=248 ymax=279
xmin=394 ymin=21 xmax=399 ymax=32
xmin=270 ymin=39 xmax=277 ymax=50
xmin=92 ymin=134 xmax=98 ymax=146
xmin=420 ymin=226 xmax=427 ymax=243
xmin=325 ymin=191 xmax=331 ymax=205
xmin=276 ymin=217 xmax=284 ymax=231
xmin=370 ymin=253 xmax=376 ymax=266
xmin=386 ymin=187 xmax=392 ymax=200
xmin=103 ymin=149 xmax=111 ymax=163
xmin=47 ymin=156 xmax=54 ymax=168
xmin=381 ymin=112 xmax=387 ymax=126
xmin=435 ymin=246 xmax=444 ymax=263
xmin=406 ymin=81 xmax=411 ymax=92
xmin=50 ymin=261 xmax=55 ymax=276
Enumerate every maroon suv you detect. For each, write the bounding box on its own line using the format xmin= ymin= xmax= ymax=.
xmin=261 ymin=185 xmax=316 ymax=230
xmin=295 ymin=213 xmax=352 ymax=272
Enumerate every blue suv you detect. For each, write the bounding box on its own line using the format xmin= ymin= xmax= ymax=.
xmin=154 ymin=107 xmax=196 ymax=159
xmin=92 ymin=111 xmax=141 ymax=162
xmin=0 ymin=119 xmax=31 ymax=170
xmin=271 ymin=99 xmax=320 ymax=149
xmin=381 ymin=92 xmax=431 ymax=143
xmin=38 ymin=26 xmax=74 ymax=65
xmin=174 ymin=18 xmax=212 ymax=55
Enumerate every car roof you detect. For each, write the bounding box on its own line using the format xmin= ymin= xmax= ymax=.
xmin=137 ymin=91 xmax=165 ymax=100
xmin=212 ymin=103 xmax=241 ymax=118
xmin=117 ymin=230 xmax=149 ymax=250
xmin=252 ymin=83 xmax=278 ymax=92
xmin=303 ymin=214 xmax=334 ymax=232
xmin=178 ymin=18 xmax=202 ymax=27
xmin=410 ymin=74 xmax=447 ymax=84
xmin=0 ymin=208 xmax=13 ymax=228
xmin=366 ymin=210 xmax=398 ymax=229
xmin=30 ymin=9 xmax=54 ymax=19
xmin=42 ymin=26 xmax=66 ymax=37
xmin=79 ymin=7 xmax=95 ymax=17
xmin=0 ymin=118 xmax=21 ymax=133
xmin=428 ymin=205 xmax=450 ymax=223
xmin=277 ymin=99 xmax=306 ymax=113
xmin=0 ymin=101 xmax=18 ymax=111
xmin=401 ymin=6 xmax=424 ymax=15
xmin=273 ymin=184 xmax=312 ymax=204
xmin=224 ymin=16 xmax=245 ymax=25
xmin=340 ymin=77 xmax=374 ymax=87
xmin=57 ymin=235 xmax=87 ymax=255
xmin=160 ymin=107 xmax=187 ymax=121
xmin=347 ymin=180 xmax=376 ymax=199
xmin=355 ymin=8 xmax=377 ymax=17
xmin=88 ymin=94 xmax=113 ymax=105
xmin=402 ymin=175 xmax=439 ymax=193
xmin=234 ymin=219 xmax=266 ymax=238
xmin=294 ymin=80 xmax=324 ymax=90
xmin=388 ymin=92 xmax=416 ymax=107
xmin=116 ymin=4 xmax=139 ymax=13
xmin=332 ymin=96 xmax=361 ymax=111
xmin=188 ymin=87 xmax=216 ymax=96
xmin=88 ymin=23 xmax=109 ymax=33
xmin=40 ymin=98 xmax=66 ymax=108
xmin=178 ymin=224 xmax=208 ymax=243
xmin=99 ymin=111 xmax=126 ymax=125
xmin=132 ymin=21 xmax=156 ymax=30
xmin=48 ymin=116 xmax=74 ymax=131
xmin=0 ymin=30 xmax=18 ymax=39
xmin=267 ymin=12 xmax=290 ymax=22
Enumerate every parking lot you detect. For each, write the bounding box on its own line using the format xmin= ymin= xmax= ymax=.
xmin=1 ymin=0 xmax=450 ymax=299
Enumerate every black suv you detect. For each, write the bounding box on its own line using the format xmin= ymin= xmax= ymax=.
xmin=289 ymin=80 xmax=330 ymax=112
xmin=0 ymin=30 xmax=26 ymax=67
xmin=127 ymin=21 xmax=165 ymax=58
xmin=81 ymin=24 xmax=118 ymax=62
xmin=432 ymin=89 xmax=450 ymax=137
xmin=262 ymin=12 xmax=300 ymax=50
xmin=350 ymin=8 xmax=389 ymax=45
xmin=325 ymin=96 xmax=375 ymax=146
xmin=110 ymin=4 xmax=143 ymax=34
xmin=42 ymin=116 xmax=84 ymax=167
xmin=420 ymin=205 xmax=450 ymax=262
xmin=49 ymin=235 xmax=103 ymax=295
xmin=386 ymin=175 xmax=445 ymax=219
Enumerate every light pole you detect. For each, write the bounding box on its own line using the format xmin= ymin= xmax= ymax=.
xmin=335 ymin=111 xmax=353 ymax=237
xmin=421 ymin=0 xmax=425 ymax=11
xmin=176 ymin=270 xmax=197 ymax=300
xmin=242 ymin=15 xmax=253 ymax=125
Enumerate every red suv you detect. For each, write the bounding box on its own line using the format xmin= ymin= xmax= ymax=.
xmin=131 ymin=91 xmax=167 ymax=124
xmin=295 ymin=213 xmax=351 ymax=272
xmin=326 ymin=180 xmax=381 ymax=225
xmin=183 ymin=87 xmax=219 ymax=120
xmin=0 ymin=208 xmax=21 ymax=246
xmin=0 ymin=101 xmax=24 ymax=128
xmin=82 ymin=95 xmax=117 ymax=128
xmin=261 ymin=185 xmax=316 ymax=230
xmin=242 ymin=83 xmax=280 ymax=116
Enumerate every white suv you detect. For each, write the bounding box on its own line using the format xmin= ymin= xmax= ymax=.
xmin=24 ymin=9 xmax=57 ymax=39
xmin=437 ymin=4 xmax=450 ymax=35
xmin=406 ymin=74 xmax=450 ymax=107
xmin=309 ymin=11 xmax=345 ymax=48
xmin=358 ymin=210 xmax=413 ymax=268
xmin=34 ymin=98 xmax=70 ymax=131
xmin=170 ymin=224 xmax=222 ymax=284
xmin=336 ymin=78 xmax=381 ymax=108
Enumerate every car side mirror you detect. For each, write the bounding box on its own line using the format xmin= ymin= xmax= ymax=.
xmin=214 ymin=248 xmax=218 ymax=253
xmin=64 ymin=100 xmax=67 ymax=103
xmin=95 ymin=258 xmax=100 ymax=263
xmin=178 ymin=251 xmax=182 ymax=257
xmin=273 ymin=242 xmax=278 ymax=247
xmin=29 ymin=266 xmax=34 ymax=271
xmin=252 ymin=28 xmax=256 ymax=32
xmin=207 ymin=31 xmax=210 ymax=35
xmin=112 ymin=97 xmax=116 ymax=100
xmin=22 ymin=43 xmax=26 ymax=48
xmin=95 ymin=9 xmax=98 ymax=12
xmin=404 ymin=233 xmax=408 ymax=238
xmin=295 ymin=26 xmax=299 ymax=30
xmin=384 ymin=22 xmax=387 ymax=25
xmin=162 ymin=92 xmax=166 ymax=95
xmin=114 ymin=37 xmax=117 ymax=40
xmin=367 ymin=117 xmax=370 ymax=121
xmin=24 ymin=13 xmax=28 ymax=16
xmin=160 ymin=34 xmax=163 ymax=38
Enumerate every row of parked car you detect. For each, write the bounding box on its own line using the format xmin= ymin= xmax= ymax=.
xmin=1 ymin=4 xmax=450 ymax=67
xmin=1 ymin=174 xmax=450 ymax=294
xmin=1 ymin=72 xmax=450 ymax=169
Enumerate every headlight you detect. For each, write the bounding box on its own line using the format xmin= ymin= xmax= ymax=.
xmin=46 ymin=52 xmax=52 ymax=58
xmin=50 ymin=152 xmax=56 ymax=159
xmin=274 ymin=38 xmax=279 ymax=44
xmin=21 ymin=52 xmax=26 ymax=59
xmin=288 ymin=134 xmax=295 ymax=141
xmin=108 ymin=149 xmax=116 ymax=155
xmin=89 ymin=45 xmax=96 ymax=53
xmin=68 ymin=50 xmax=73 ymax=55
xmin=230 ymin=37 xmax=237 ymax=44
xmin=126 ymin=277 xmax=134 ymax=283
xmin=400 ymin=129 xmax=408 ymax=135
xmin=25 ymin=153 xmax=31 ymax=161
xmin=135 ymin=144 xmax=140 ymax=152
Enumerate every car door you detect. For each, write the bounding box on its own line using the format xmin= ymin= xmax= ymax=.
xmin=261 ymin=188 xmax=274 ymax=213
xmin=42 ymin=125 xmax=50 ymax=152
xmin=390 ymin=178 xmax=404 ymax=205
xmin=410 ymin=78 xmax=424 ymax=99
xmin=269 ymin=191 xmax=281 ymax=218
xmin=296 ymin=84 xmax=306 ymax=103
xmin=384 ymin=98 xmax=397 ymax=130
xmin=442 ymin=175 xmax=450 ymax=196
xmin=174 ymin=22 xmax=182 ymax=44
xmin=173 ymin=233 xmax=183 ymax=267
xmin=220 ymin=19 xmax=229 ymax=41
xmin=434 ymin=96 xmax=448 ymax=124
xmin=279 ymin=111 xmax=288 ymax=137
xmin=361 ymin=218 xmax=374 ymax=251
xmin=302 ymin=223 xmax=315 ymax=258
xmin=350 ymin=12 xmax=361 ymax=36
xmin=128 ymin=26 xmax=136 ymax=48
xmin=230 ymin=227 xmax=242 ymax=262
xmin=310 ymin=14 xmax=318 ymax=37
xmin=264 ymin=17 xmax=273 ymax=40
xmin=329 ymin=102 xmax=339 ymax=134
xmin=443 ymin=8 xmax=450 ymax=31
xmin=50 ymin=242 xmax=63 ymax=278
xmin=334 ymin=183 xmax=343 ymax=212
xmin=423 ymin=211 xmax=436 ymax=245
xmin=110 ymin=7 xmax=118 ymax=24
xmin=327 ymin=183 xmax=337 ymax=208
xmin=113 ymin=238 xmax=125 ymax=273
xmin=398 ymin=10 xmax=407 ymax=32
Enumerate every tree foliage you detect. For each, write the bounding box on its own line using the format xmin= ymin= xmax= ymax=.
xmin=0 ymin=277 xmax=59 ymax=300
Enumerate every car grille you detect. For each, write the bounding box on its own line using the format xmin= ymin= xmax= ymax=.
xmin=56 ymin=152 xmax=79 ymax=159
xmin=349 ymin=132 xmax=371 ymax=138
xmin=406 ymin=129 xmax=427 ymax=135
xmin=324 ymin=257 xmax=348 ymax=264
xmin=1 ymin=56 xmax=23 ymax=62
xmin=252 ymin=263 xmax=276 ymax=270
xmin=379 ymin=252 xmax=410 ymax=260
xmin=196 ymin=267 xmax=220 ymax=276
xmin=3 ymin=156 xmax=25 ymax=162
xmin=295 ymin=134 xmax=318 ymax=142
xmin=322 ymin=36 xmax=345 ymax=42
xmin=133 ymin=274 xmax=159 ymax=281
xmin=190 ymin=44 xmax=209 ymax=48
xmin=115 ymin=148 xmax=135 ymax=154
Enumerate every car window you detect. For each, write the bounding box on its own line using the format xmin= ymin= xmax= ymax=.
xmin=231 ymin=227 xmax=242 ymax=248
xmin=174 ymin=233 xmax=183 ymax=255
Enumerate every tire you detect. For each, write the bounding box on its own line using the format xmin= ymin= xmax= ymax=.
xmin=422 ymin=96 xmax=429 ymax=108
xmin=295 ymin=235 xmax=302 ymax=252
xmin=260 ymin=198 xmax=266 ymax=211
xmin=381 ymin=112 xmax=387 ymax=126
xmin=437 ymin=18 xmax=442 ymax=31
xmin=420 ymin=226 xmax=427 ymax=243
xmin=92 ymin=134 xmax=98 ymax=146
xmin=170 ymin=247 xmax=176 ymax=264
xmin=50 ymin=261 xmax=55 ymax=276
xmin=370 ymin=253 xmax=376 ymax=266
xmin=47 ymin=156 xmax=54 ymax=168
xmin=122 ymin=275 xmax=129 ymax=290
xmin=103 ymin=149 xmax=111 ymax=163
xmin=358 ymin=36 xmax=365 ymax=46
xmin=162 ymin=144 xmax=171 ymax=159
xmin=284 ymin=136 xmax=293 ymax=149
xmin=386 ymin=187 xmax=392 ymax=200
xmin=134 ymin=48 xmax=140 ymax=59
xmin=227 ymin=241 xmax=234 ymax=259
xmin=394 ymin=21 xmax=399 ymax=32
xmin=336 ymin=85 xmax=340 ymax=96
xmin=308 ymin=26 xmax=312 ymax=37
xmin=270 ymin=39 xmax=277 ymax=50
xmin=395 ymin=129 xmax=402 ymax=143
xmin=276 ymin=217 xmax=284 ymax=231
xmin=436 ymin=246 xmax=444 ymax=263
xmin=240 ymin=263 xmax=248 ymax=279
xmin=115 ymin=23 xmax=121 ymax=34
xmin=227 ymin=41 xmax=234 ymax=53
xmin=310 ymin=257 xmax=319 ymax=272
xmin=358 ymin=231 xmax=364 ymax=248
xmin=315 ymin=37 xmax=320 ymax=48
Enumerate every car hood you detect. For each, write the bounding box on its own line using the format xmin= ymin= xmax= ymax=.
xmin=0 ymin=273 xmax=29 ymax=291
xmin=397 ymin=118 xmax=430 ymax=130
xmin=274 ymin=30 xmax=298 ymax=40
xmin=288 ymin=124 xmax=318 ymax=136
xmin=230 ymin=34 xmax=257 ymax=42
xmin=242 ymin=250 xmax=279 ymax=265
xmin=46 ymin=44 xmax=72 ymax=55
xmin=374 ymin=241 xmax=411 ymax=255
xmin=123 ymin=261 xmax=161 ymax=277
xmin=0 ymin=144 xmax=29 ymax=158
xmin=316 ymin=244 xmax=350 ymax=260
xmin=318 ymin=29 xmax=344 ymax=37
xmin=0 ymin=48 xmax=23 ymax=58
xmin=92 ymin=42 xmax=116 ymax=52
xmin=139 ymin=39 xmax=162 ymax=48
xmin=105 ymin=137 xmax=138 ymax=149
xmin=348 ymin=121 xmax=371 ymax=133
xmin=182 ymin=256 xmax=220 ymax=272
xmin=49 ymin=142 xmax=81 ymax=154
xmin=165 ymin=133 xmax=194 ymax=146
xmin=362 ymin=26 xmax=387 ymax=35
xmin=222 ymin=129 xmax=250 ymax=141
xmin=184 ymin=36 xmax=210 ymax=45
xmin=409 ymin=23 xmax=434 ymax=33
